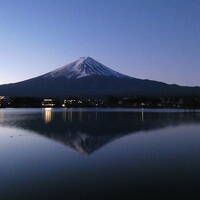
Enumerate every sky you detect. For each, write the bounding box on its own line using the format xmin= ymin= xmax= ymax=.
xmin=0 ymin=0 xmax=199 ymax=86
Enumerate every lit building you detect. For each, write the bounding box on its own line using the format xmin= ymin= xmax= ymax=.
xmin=0 ymin=96 xmax=7 ymax=108
xmin=41 ymin=99 xmax=56 ymax=107
xmin=63 ymin=99 xmax=76 ymax=107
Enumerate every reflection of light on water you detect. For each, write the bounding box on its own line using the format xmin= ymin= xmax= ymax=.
xmin=141 ymin=111 xmax=144 ymax=121
xmin=63 ymin=108 xmax=67 ymax=121
xmin=79 ymin=109 xmax=82 ymax=121
xmin=43 ymin=108 xmax=53 ymax=123
xmin=62 ymin=108 xmax=84 ymax=122
xmin=68 ymin=108 xmax=73 ymax=122
xmin=0 ymin=110 xmax=5 ymax=123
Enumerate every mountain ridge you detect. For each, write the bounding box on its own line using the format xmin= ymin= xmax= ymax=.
xmin=0 ymin=57 xmax=200 ymax=97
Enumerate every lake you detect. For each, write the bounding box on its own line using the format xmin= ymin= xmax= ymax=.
xmin=0 ymin=108 xmax=200 ymax=199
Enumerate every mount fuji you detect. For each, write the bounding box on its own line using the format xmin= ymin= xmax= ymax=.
xmin=0 ymin=56 xmax=200 ymax=97
xmin=45 ymin=56 xmax=127 ymax=79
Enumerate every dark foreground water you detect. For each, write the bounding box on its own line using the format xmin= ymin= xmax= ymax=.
xmin=1 ymin=108 xmax=200 ymax=199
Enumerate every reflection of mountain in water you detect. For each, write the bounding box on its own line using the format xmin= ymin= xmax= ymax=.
xmin=0 ymin=109 xmax=200 ymax=154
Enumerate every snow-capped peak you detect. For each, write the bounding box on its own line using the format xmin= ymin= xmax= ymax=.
xmin=45 ymin=57 xmax=127 ymax=79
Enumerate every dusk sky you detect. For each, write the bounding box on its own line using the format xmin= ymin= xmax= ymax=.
xmin=0 ymin=0 xmax=199 ymax=86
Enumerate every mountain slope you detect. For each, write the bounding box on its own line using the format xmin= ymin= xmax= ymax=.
xmin=0 ymin=57 xmax=200 ymax=97
xmin=45 ymin=56 xmax=127 ymax=79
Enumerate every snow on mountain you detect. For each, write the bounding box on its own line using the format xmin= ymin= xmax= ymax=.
xmin=45 ymin=57 xmax=127 ymax=79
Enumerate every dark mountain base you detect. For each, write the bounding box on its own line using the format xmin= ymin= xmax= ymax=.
xmin=0 ymin=75 xmax=200 ymax=98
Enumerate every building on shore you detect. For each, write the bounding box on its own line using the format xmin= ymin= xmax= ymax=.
xmin=0 ymin=96 xmax=9 ymax=108
xmin=41 ymin=99 xmax=56 ymax=107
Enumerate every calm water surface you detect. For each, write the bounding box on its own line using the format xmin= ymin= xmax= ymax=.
xmin=0 ymin=108 xmax=200 ymax=199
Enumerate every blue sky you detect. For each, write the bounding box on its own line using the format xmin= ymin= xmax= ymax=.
xmin=0 ymin=0 xmax=199 ymax=86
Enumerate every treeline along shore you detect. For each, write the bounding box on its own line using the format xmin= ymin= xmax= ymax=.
xmin=1 ymin=95 xmax=200 ymax=109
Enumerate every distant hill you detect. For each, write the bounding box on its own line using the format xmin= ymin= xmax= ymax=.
xmin=0 ymin=56 xmax=200 ymax=97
